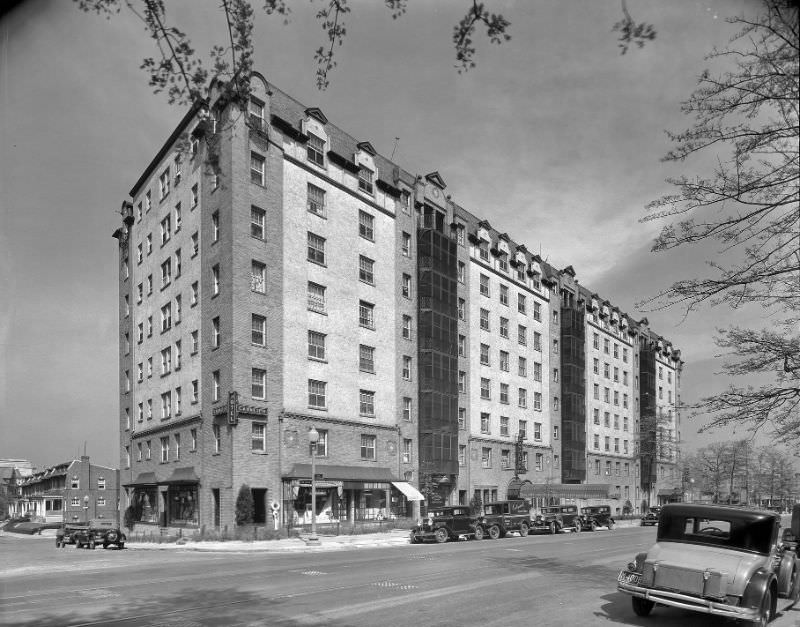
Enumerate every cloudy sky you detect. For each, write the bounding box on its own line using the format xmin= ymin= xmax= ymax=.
xmin=0 ymin=0 xmax=775 ymax=469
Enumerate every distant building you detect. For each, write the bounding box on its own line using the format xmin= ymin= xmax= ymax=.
xmin=114 ymin=74 xmax=683 ymax=533
xmin=14 ymin=457 xmax=120 ymax=524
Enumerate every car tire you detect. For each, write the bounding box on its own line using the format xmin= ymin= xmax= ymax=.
xmin=632 ymin=597 xmax=654 ymax=617
xmin=473 ymin=525 xmax=485 ymax=541
xmin=488 ymin=525 xmax=501 ymax=540
xmin=118 ymin=542 xmax=125 ymax=550
xmin=573 ymin=521 xmax=581 ymax=533
xmin=590 ymin=521 xmax=598 ymax=532
xmin=409 ymin=533 xmax=420 ymax=544
xmin=788 ymin=564 xmax=800 ymax=607
xmin=434 ymin=528 xmax=449 ymax=544
xmin=55 ymin=538 xmax=61 ymax=548
xmin=549 ymin=522 xmax=557 ymax=535
xmin=609 ymin=520 xmax=616 ymax=530
xmin=777 ymin=553 xmax=795 ymax=597
xmin=519 ymin=522 xmax=529 ymax=537
xmin=750 ymin=589 xmax=772 ymax=627
xmin=89 ymin=539 xmax=96 ymax=550
xmin=103 ymin=543 xmax=109 ymax=549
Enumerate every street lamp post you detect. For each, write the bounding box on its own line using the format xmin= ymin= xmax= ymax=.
xmin=308 ymin=427 xmax=320 ymax=545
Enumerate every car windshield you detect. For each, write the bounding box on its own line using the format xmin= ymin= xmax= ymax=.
xmin=658 ymin=513 xmax=774 ymax=553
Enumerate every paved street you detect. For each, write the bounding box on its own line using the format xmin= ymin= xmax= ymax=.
xmin=2 ymin=527 xmax=799 ymax=627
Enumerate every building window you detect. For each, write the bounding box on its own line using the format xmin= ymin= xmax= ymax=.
xmin=211 ymin=211 xmax=219 ymax=242
xmin=403 ymin=397 xmax=412 ymax=422
xmin=359 ymin=300 xmax=375 ymax=329
xmin=308 ymin=330 xmax=326 ymax=360
xmin=481 ymin=447 xmax=492 ymax=468
xmin=358 ymin=210 xmax=375 ymax=240
xmin=307 ymin=133 xmax=325 ymax=167
xmin=480 ymin=377 xmax=490 ymax=400
xmin=402 ymin=315 xmax=412 ymax=340
xmin=213 ymin=424 xmax=221 ymax=453
xmin=553 ymin=368 xmax=559 ymax=382
xmin=308 ymin=379 xmax=326 ymax=409
xmin=402 ymin=274 xmax=411 ymax=298
xmin=359 ymin=390 xmax=375 ymax=417
xmin=402 ymin=439 xmax=412 ymax=464
xmin=518 ymin=325 xmax=527 ymax=346
xmin=358 ymin=167 xmax=374 ymax=195
xmin=499 ymin=317 xmax=509 ymax=338
xmin=402 ymin=355 xmax=412 ymax=380
xmin=146 ymin=440 xmax=152 ymax=460
xmin=360 ymin=434 xmax=376 ymax=460
xmin=458 ymin=261 xmax=465 ymax=283
xmin=174 ymin=386 xmax=181 ymax=414
xmin=459 ymin=371 xmax=466 ymax=393
xmin=533 ymin=332 xmax=541 ymax=351
xmin=212 ymin=264 xmax=220 ymax=296
xmin=160 ymin=259 xmax=172 ymax=288
xmin=500 ymin=415 xmax=509 ymax=436
xmin=458 ymin=407 xmax=466 ymax=429
xmin=478 ymin=241 xmax=489 ymax=261
xmin=190 ymin=428 xmax=197 ymax=451
xmin=499 ymin=350 xmax=509 ymax=371
xmin=518 ymin=357 xmax=527 ymax=377
xmin=313 ymin=429 xmax=328 ymax=456
xmin=401 ymin=232 xmax=411 ymax=256
xmin=251 ymin=260 xmax=266 ymax=293
xmin=308 ymin=282 xmax=326 ymax=313
xmin=480 ymin=274 xmax=490 ymax=297
xmin=518 ymin=388 xmax=527 ymax=408
xmin=480 ymin=412 xmax=491 ymax=434
xmin=251 ymin=314 xmax=266 ymax=346
xmin=251 ymin=423 xmax=266 ymax=452
xmin=307 ymin=183 xmax=325 ymax=216
xmin=250 ymin=151 xmax=265 ymax=185
xmin=307 ymin=232 xmax=326 ymax=265
xmin=499 ymin=284 xmax=509 ymax=305
xmin=161 ymin=436 xmax=170 ymax=462
xmin=160 ymin=215 xmax=171 ymax=245
xmin=480 ymin=308 xmax=490 ymax=331
xmin=533 ymin=302 xmax=541 ymax=321
xmin=457 ymin=298 xmax=465 ymax=320
xmin=359 ymin=255 xmax=375 ymax=285
xmin=500 ymin=383 xmax=509 ymax=404
xmin=535 ymin=453 xmax=543 ymax=472
xmin=191 ymin=232 xmax=199 ymax=257
xmin=359 ymin=345 xmax=375 ymax=373
xmin=519 ymin=420 xmax=527 ymax=440
xmin=191 ymin=379 xmax=199 ymax=403
xmin=251 ymin=205 xmax=266 ymax=239
xmin=480 ymin=343 xmax=489 ymax=365
xmin=212 ymin=370 xmax=220 ymax=401
xmin=212 ymin=317 xmax=220 ymax=349
xmin=252 ymin=368 xmax=266 ymax=399
xmin=501 ymin=450 xmax=511 ymax=469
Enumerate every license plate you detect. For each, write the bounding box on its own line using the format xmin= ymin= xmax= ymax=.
xmin=618 ymin=571 xmax=641 ymax=585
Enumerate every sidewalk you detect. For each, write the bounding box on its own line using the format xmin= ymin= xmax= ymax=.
xmin=130 ymin=528 xmax=413 ymax=552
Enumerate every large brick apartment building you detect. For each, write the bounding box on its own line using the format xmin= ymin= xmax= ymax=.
xmin=114 ymin=73 xmax=683 ymax=533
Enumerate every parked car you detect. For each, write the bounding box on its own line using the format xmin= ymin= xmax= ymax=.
xmin=577 ymin=505 xmax=615 ymax=531
xmin=57 ymin=519 xmax=126 ymax=549
xmin=410 ymin=506 xmax=477 ymax=543
xmin=617 ymin=503 xmax=800 ymax=624
xmin=474 ymin=500 xmax=531 ymax=539
xmin=641 ymin=506 xmax=661 ymax=526
xmin=530 ymin=505 xmax=582 ymax=534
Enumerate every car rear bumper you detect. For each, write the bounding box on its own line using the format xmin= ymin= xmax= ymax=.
xmin=618 ymin=572 xmax=756 ymax=620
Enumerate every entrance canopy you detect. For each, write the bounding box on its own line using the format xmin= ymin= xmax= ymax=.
xmin=122 ymin=472 xmax=158 ymax=487
xmin=391 ymin=481 xmax=425 ymax=501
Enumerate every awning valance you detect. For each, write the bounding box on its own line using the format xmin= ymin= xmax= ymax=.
xmin=161 ymin=467 xmax=200 ymax=485
xmin=523 ymin=483 xmax=611 ymax=499
xmin=284 ymin=464 xmax=395 ymax=482
xmin=657 ymin=488 xmax=681 ymax=496
xmin=392 ymin=481 xmax=425 ymax=501
xmin=122 ymin=472 xmax=158 ymax=487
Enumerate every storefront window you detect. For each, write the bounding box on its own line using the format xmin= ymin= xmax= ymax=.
xmin=131 ymin=487 xmax=159 ymax=524
xmin=168 ymin=486 xmax=198 ymax=526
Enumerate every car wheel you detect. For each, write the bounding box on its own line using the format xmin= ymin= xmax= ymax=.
xmin=788 ymin=564 xmax=800 ymax=607
xmin=609 ymin=520 xmax=615 ymax=530
xmin=590 ymin=521 xmax=598 ymax=532
xmin=89 ymin=539 xmax=96 ymax=550
xmin=118 ymin=542 xmax=125 ymax=550
xmin=103 ymin=543 xmax=109 ymax=549
xmin=632 ymin=597 xmax=654 ymax=617
xmin=549 ymin=522 xmax=557 ymax=535
xmin=519 ymin=522 xmax=529 ymax=537
xmin=55 ymin=538 xmax=61 ymax=548
xmin=473 ymin=525 xmax=485 ymax=541
xmin=573 ymin=521 xmax=581 ymax=533
xmin=409 ymin=533 xmax=420 ymax=544
xmin=488 ymin=525 xmax=501 ymax=540
xmin=750 ymin=589 xmax=772 ymax=627
xmin=434 ymin=528 xmax=449 ymax=544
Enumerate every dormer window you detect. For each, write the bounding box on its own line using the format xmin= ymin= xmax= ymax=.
xmin=358 ymin=166 xmax=374 ymax=194
xmin=307 ymin=133 xmax=325 ymax=167
xmin=516 ymin=264 xmax=525 ymax=282
xmin=498 ymin=255 xmax=508 ymax=273
xmin=479 ymin=241 xmax=489 ymax=261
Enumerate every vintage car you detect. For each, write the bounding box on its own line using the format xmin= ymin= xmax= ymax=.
xmin=57 ymin=519 xmax=126 ymax=549
xmin=617 ymin=503 xmax=800 ymax=625
xmin=577 ymin=505 xmax=615 ymax=531
xmin=474 ymin=500 xmax=532 ymax=539
xmin=530 ymin=505 xmax=582 ymax=534
xmin=641 ymin=506 xmax=661 ymax=526
xmin=410 ymin=506 xmax=477 ymax=543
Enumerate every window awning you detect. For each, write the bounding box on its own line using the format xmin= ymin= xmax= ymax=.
xmin=657 ymin=488 xmax=681 ymax=497
xmin=392 ymin=481 xmax=425 ymax=501
xmin=122 ymin=472 xmax=158 ymax=487
xmin=160 ymin=467 xmax=200 ymax=485
xmin=284 ymin=464 xmax=395 ymax=482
